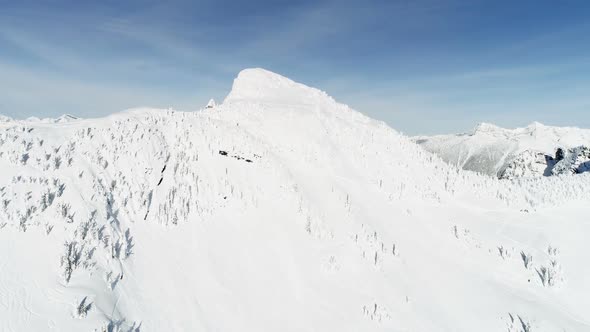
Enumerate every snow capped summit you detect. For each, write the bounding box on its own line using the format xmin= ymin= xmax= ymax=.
xmin=471 ymin=122 xmax=503 ymax=134
xmin=526 ymin=121 xmax=545 ymax=130
xmin=54 ymin=114 xmax=80 ymax=123
xmin=2 ymin=69 xmax=590 ymax=332
xmin=224 ymin=68 xmax=334 ymax=105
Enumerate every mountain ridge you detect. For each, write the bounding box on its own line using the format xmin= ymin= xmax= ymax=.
xmin=1 ymin=69 xmax=590 ymax=331
xmin=413 ymin=121 xmax=590 ymax=178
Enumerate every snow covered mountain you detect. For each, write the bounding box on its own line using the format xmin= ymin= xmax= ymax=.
xmin=413 ymin=122 xmax=590 ymax=178
xmin=1 ymin=68 xmax=590 ymax=331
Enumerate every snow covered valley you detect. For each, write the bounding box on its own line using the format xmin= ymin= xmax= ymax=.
xmin=1 ymin=68 xmax=590 ymax=331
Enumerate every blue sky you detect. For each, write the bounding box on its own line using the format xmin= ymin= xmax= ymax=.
xmin=1 ymin=0 xmax=589 ymax=134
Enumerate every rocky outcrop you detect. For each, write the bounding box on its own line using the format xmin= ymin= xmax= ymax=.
xmin=551 ymin=146 xmax=590 ymax=175
xmin=205 ymin=99 xmax=217 ymax=109
xmin=499 ymin=150 xmax=555 ymax=179
xmin=500 ymin=146 xmax=590 ymax=179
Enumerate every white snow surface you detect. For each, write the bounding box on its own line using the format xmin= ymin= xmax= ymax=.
xmin=413 ymin=122 xmax=590 ymax=177
xmin=1 ymin=68 xmax=590 ymax=331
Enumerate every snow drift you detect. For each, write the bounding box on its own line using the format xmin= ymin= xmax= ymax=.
xmin=1 ymin=68 xmax=590 ymax=331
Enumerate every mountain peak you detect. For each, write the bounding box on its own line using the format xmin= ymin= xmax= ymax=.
xmin=55 ymin=114 xmax=79 ymax=123
xmin=471 ymin=122 xmax=502 ymax=134
xmin=525 ymin=121 xmax=545 ymax=131
xmin=223 ymin=68 xmax=333 ymax=105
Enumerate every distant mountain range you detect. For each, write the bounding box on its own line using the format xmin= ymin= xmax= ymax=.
xmin=413 ymin=122 xmax=590 ymax=179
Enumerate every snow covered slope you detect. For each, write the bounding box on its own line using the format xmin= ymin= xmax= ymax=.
xmin=1 ymin=68 xmax=590 ymax=332
xmin=413 ymin=122 xmax=590 ymax=178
